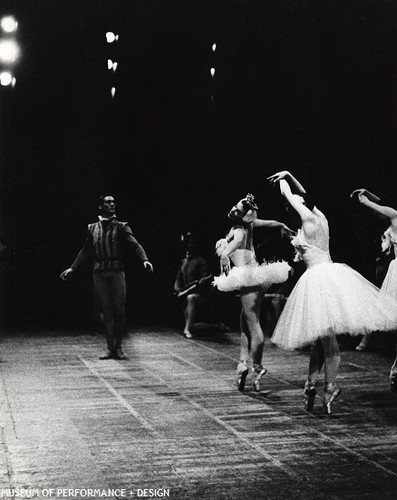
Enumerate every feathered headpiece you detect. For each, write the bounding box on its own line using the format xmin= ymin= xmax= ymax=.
xmin=242 ymin=193 xmax=258 ymax=210
xmin=228 ymin=193 xmax=258 ymax=220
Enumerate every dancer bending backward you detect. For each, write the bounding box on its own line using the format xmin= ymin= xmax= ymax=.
xmin=213 ymin=194 xmax=291 ymax=392
xmin=352 ymin=188 xmax=397 ymax=391
xmin=268 ymin=172 xmax=397 ymax=415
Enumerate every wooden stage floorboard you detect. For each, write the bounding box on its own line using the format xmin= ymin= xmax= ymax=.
xmin=1 ymin=327 xmax=397 ymax=499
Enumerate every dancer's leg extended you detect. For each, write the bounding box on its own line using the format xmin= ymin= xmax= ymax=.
xmin=304 ymin=339 xmax=324 ymax=412
xmin=307 ymin=339 xmax=325 ymax=387
xmin=240 ymin=288 xmax=264 ymax=365
xmin=110 ymin=271 xmax=127 ymax=355
xmin=94 ymin=273 xmax=114 ymax=357
xmin=183 ymin=293 xmax=202 ymax=338
xmin=321 ymin=335 xmax=340 ymax=387
xmin=240 ymin=288 xmax=267 ymax=391
xmin=321 ymin=335 xmax=341 ymax=415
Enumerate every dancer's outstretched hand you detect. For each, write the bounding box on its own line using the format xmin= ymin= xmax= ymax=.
xmin=267 ymin=171 xmax=290 ymax=185
xmin=350 ymin=188 xmax=367 ymax=198
xmin=281 ymin=224 xmax=295 ymax=239
xmin=351 ymin=188 xmax=381 ymax=203
xmin=60 ymin=268 xmax=73 ymax=281
xmin=143 ymin=260 xmax=154 ymax=273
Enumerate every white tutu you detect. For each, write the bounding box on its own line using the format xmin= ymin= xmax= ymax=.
xmin=213 ymin=260 xmax=290 ymax=292
xmin=271 ymin=261 xmax=397 ymax=350
xmin=380 ymin=258 xmax=397 ymax=301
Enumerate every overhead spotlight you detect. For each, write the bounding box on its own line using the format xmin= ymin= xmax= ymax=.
xmin=106 ymin=32 xmax=119 ymax=43
xmin=11 ymin=76 xmax=16 ymax=87
xmin=210 ymin=67 xmax=216 ymax=78
xmin=107 ymin=59 xmax=118 ymax=71
xmin=0 ymin=71 xmax=12 ymax=86
xmin=0 ymin=39 xmax=19 ymax=64
xmin=111 ymin=86 xmax=116 ymax=98
xmin=0 ymin=16 xmax=18 ymax=33
xmin=212 ymin=43 xmax=216 ymax=52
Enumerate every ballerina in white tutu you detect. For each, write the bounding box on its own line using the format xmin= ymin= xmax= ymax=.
xmin=213 ymin=193 xmax=292 ymax=392
xmin=351 ymin=187 xmax=397 ymax=391
xmin=268 ymin=171 xmax=397 ymax=415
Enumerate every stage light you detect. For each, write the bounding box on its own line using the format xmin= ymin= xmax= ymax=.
xmin=0 ymin=16 xmax=18 ymax=33
xmin=212 ymin=43 xmax=216 ymax=52
xmin=106 ymin=32 xmax=119 ymax=43
xmin=0 ymin=39 xmax=19 ymax=64
xmin=210 ymin=67 xmax=215 ymax=77
xmin=0 ymin=71 xmax=12 ymax=86
xmin=0 ymin=16 xmax=19 ymax=89
xmin=107 ymin=59 xmax=118 ymax=71
xmin=111 ymin=86 xmax=116 ymax=98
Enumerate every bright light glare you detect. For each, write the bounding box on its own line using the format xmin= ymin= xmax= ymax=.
xmin=0 ymin=39 xmax=19 ymax=64
xmin=11 ymin=76 xmax=16 ymax=87
xmin=212 ymin=43 xmax=216 ymax=52
xmin=106 ymin=32 xmax=119 ymax=43
xmin=0 ymin=71 xmax=12 ymax=86
xmin=1 ymin=16 xmax=18 ymax=33
xmin=111 ymin=87 xmax=116 ymax=98
xmin=210 ymin=67 xmax=215 ymax=77
xmin=107 ymin=59 xmax=118 ymax=71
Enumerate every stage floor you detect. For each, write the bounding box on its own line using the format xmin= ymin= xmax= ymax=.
xmin=1 ymin=327 xmax=397 ymax=499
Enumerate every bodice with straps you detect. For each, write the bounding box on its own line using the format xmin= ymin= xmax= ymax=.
xmin=292 ymin=229 xmax=332 ymax=269
xmin=228 ymin=224 xmax=258 ymax=267
xmin=230 ymin=248 xmax=258 ymax=266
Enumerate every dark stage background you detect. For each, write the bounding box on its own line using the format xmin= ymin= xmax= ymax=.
xmin=0 ymin=0 xmax=396 ymax=330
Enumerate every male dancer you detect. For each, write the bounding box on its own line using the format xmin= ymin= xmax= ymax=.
xmin=60 ymin=195 xmax=153 ymax=359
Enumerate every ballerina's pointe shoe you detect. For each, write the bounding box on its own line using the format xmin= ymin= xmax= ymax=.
xmin=252 ymin=365 xmax=268 ymax=392
xmin=356 ymin=337 xmax=369 ymax=351
xmin=236 ymin=361 xmax=249 ymax=391
xmin=304 ymin=385 xmax=317 ymax=412
xmin=323 ymin=386 xmax=342 ymax=415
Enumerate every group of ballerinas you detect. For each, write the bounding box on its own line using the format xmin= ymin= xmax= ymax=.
xmin=213 ymin=171 xmax=397 ymax=415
